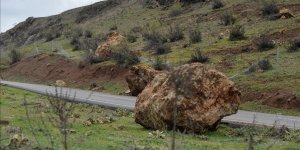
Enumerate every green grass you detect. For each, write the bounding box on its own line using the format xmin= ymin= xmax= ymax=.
xmin=240 ymin=101 xmax=300 ymax=116
xmin=102 ymin=82 xmax=128 ymax=95
xmin=1 ymin=87 xmax=300 ymax=149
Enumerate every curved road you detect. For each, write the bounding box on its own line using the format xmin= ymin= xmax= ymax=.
xmin=1 ymin=80 xmax=300 ymax=130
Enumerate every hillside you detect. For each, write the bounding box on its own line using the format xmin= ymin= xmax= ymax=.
xmin=1 ymin=0 xmax=300 ymax=111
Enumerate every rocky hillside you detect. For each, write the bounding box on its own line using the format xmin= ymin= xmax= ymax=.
xmin=1 ymin=0 xmax=300 ymax=109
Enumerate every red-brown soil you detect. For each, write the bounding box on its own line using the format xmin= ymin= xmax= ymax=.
xmin=242 ymin=89 xmax=300 ymax=111
xmin=1 ymin=54 xmax=129 ymax=88
xmin=269 ymin=27 xmax=300 ymax=42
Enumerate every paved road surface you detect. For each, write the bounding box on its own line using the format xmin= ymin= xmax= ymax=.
xmin=1 ymin=80 xmax=299 ymax=130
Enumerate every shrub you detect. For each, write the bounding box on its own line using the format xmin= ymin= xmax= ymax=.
xmin=45 ymin=33 xmax=55 ymax=42
xmin=74 ymin=28 xmax=83 ymax=37
xmin=72 ymin=44 xmax=81 ymax=51
xmin=212 ymin=0 xmax=224 ymax=9
xmin=220 ymin=13 xmax=236 ymax=26
xmin=287 ymin=38 xmax=300 ymax=52
xmin=254 ymin=35 xmax=275 ymax=51
xmin=111 ymin=44 xmax=140 ymax=67
xmin=142 ymin=29 xmax=167 ymax=49
xmin=126 ymin=32 xmax=137 ymax=43
xmin=110 ymin=25 xmax=118 ymax=31
xmin=70 ymin=37 xmax=80 ymax=46
xmin=189 ymin=49 xmax=208 ymax=63
xmin=245 ymin=64 xmax=257 ymax=74
xmin=152 ymin=56 xmax=167 ymax=71
xmin=9 ymin=49 xmax=21 ymax=64
xmin=75 ymin=14 xmax=88 ymax=23
xmin=229 ymin=25 xmax=245 ymax=41
xmin=169 ymin=7 xmax=182 ymax=17
xmin=258 ymin=58 xmax=272 ymax=71
xmin=155 ymin=44 xmax=171 ymax=55
xmin=168 ymin=25 xmax=184 ymax=42
xmin=84 ymin=52 xmax=105 ymax=64
xmin=84 ymin=30 xmax=93 ymax=38
xmin=261 ymin=2 xmax=279 ymax=16
xmin=189 ymin=30 xmax=202 ymax=43
xmin=131 ymin=26 xmax=143 ymax=33
xmin=70 ymin=36 xmax=81 ymax=51
xmin=80 ymin=37 xmax=101 ymax=51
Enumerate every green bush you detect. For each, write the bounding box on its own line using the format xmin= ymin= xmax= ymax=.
xmin=287 ymin=38 xmax=300 ymax=52
xmin=9 ymin=49 xmax=21 ymax=64
xmin=220 ymin=13 xmax=236 ymax=26
xmin=111 ymin=44 xmax=140 ymax=67
xmin=84 ymin=30 xmax=93 ymax=38
xmin=142 ymin=29 xmax=167 ymax=49
xmin=131 ymin=26 xmax=143 ymax=33
xmin=110 ymin=25 xmax=118 ymax=31
xmin=212 ymin=0 xmax=224 ymax=9
xmin=73 ymin=44 xmax=81 ymax=51
xmin=189 ymin=49 xmax=208 ymax=63
xmin=168 ymin=25 xmax=184 ymax=42
xmin=261 ymin=2 xmax=279 ymax=16
xmin=74 ymin=28 xmax=83 ymax=37
xmin=254 ymin=35 xmax=275 ymax=51
xmin=70 ymin=37 xmax=80 ymax=46
xmin=229 ymin=25 xmax=245 ymax=41
xmin=258 ymin=58 xmax=272 ymax=71
xmin=126 ymin=32 xmax=137 ymax=43
xmin=45 ymin=33 xmax=55 ymax=42
xmin=85 ymin=54 xmax=105 ymax=64
xmin=169 ymin=7 xmax=182 ymax=17
xmin=189 ymin=30 xmax=202 ymax=43
xmin=80 ymin=38 xmax=100 ymax=51
xmin=152 ymin=56 xmax=167 ymax=71
xmin=155 ymin=44 xmax=171 ymax=55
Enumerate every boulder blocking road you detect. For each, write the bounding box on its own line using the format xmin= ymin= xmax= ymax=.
xmin=1 ymin=80 xmax=300 ymax=130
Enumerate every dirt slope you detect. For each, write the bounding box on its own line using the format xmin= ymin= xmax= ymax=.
xmin=1 ymin=54 xmax=129 ymax=87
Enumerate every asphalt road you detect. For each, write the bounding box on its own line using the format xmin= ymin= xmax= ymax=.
xmin=1 ymin=80 xmax=300 ymax=130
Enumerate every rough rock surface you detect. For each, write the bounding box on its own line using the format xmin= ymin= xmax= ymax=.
xmin=126 ymin=65 xmax=164 ymax=96
xmin=95 ymin=32 xmax=124 ymax=58
xmin=279 ymin=8 xmax=294 ymax=19
xmin=135 ymin=63 xmax=241 ymax=133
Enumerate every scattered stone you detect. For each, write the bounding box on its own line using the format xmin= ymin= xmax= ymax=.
xmin=83 ymin=117 xmax=115 ymax=126
xmin=8 ymin=134 xmax=29 ymax=149
xmin=55 ymin=80 xmax=66 ymax=87
xmin=91 ymin=87 xmax=105 ymax=92
xmin=135 ymin=63 xmax=241 ymax=133
xmin=148 ymin=130 xmax=166 ymax=139
xmin=279 ymin=8 xmax=294 ymax=19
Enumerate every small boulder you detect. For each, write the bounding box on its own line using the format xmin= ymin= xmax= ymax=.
xmin=126 ymin=65 xmax=164 ymax=96
xmin=95 ymin=32 xmax=125 ymax=58
xmin=279 ymin=8 xmax=294 ymax=19
xmin=135 ymin=63 xmax=241 ymax=133
xmin=55 ymin=80 xmax=66 ymax=87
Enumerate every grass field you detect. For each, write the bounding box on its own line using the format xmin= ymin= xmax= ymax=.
xmin=1 ymin=86 xmax=300 ymax=149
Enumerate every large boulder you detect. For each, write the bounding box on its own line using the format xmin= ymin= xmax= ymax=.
xmin=135 ymin=63 xmax=241 ymax=133
xmin=126 ymin=65 xmax=164 ymax=96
